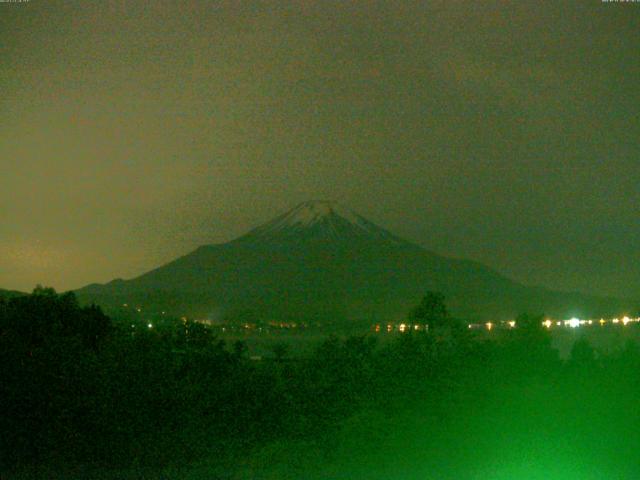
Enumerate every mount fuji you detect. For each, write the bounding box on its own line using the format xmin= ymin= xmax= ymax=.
xmin=77 ymin=201 xmax=626 ymax=323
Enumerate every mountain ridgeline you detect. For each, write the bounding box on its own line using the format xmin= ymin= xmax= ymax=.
xmin=76 ymin=201 xmax=628 ymax=324
xmin=0 ymin=289 xmax=25 ymax=300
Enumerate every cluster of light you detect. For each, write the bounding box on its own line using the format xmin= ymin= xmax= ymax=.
xmin=373 ymin=323 xmax=427 ymax=333
xmin=467 ymin=316 xmax=639 ymax=331
xmin=462 ymin=316 xmax=640 ymax=332
xmin=539 ymin=316 xmax=640 ymax=329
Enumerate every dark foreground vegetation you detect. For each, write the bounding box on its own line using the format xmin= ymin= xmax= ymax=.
xmin=2 ymin=289 xmax=640 ymax=479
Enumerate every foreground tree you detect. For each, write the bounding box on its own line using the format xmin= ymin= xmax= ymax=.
xmin=409 ymin=291 xmax=453 ymax=331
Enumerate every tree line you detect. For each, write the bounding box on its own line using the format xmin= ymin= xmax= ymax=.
xmin=2 ymin=288 xmax=640 ymax=479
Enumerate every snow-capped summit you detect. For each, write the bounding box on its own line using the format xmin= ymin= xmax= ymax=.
xmin=238 ymin=200 xmax=403 ymax=244
xmin=278 ymin=200 xmax=360 ymax=226
xmin=260 ymin=200 xmax=364 ymax=230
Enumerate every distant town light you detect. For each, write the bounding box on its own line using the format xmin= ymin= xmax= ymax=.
xmin=485 ymin=322 xmax=493 ymax=331
xmin=622 ymin=316 xmax=631 ymax=326
xmin=508 ymin=321 xmax=516 ymax=328
xmin=147 ymin=323 xmax=153 ymax=329
xmin=612 ymin=318 xmax=620 ymax=324
xmin=568 ymin=318 xmax=580 ymax=328
xmin=600 ymin=319 xmax=606 ymax=326
xmin=543 ymin=320 xmax=552 ymax=329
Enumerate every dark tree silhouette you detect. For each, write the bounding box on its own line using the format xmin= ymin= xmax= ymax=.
xmin=409 ymin=291 xmax=452 ymax=330
xmin=270 ymin=341 xmax=290 ymax=362
xmin=514 ymin=312 xmax=549 ymax=346
xmin=3 ymin=286 xmax=640 ymax=479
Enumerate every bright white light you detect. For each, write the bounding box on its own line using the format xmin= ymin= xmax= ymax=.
xmin=623 ymin=316 xmax=631 ymax=326
xmin=568 ymin=318 xmax=580 ymax=328
xmin=508 ymin=321 xmax=516 ymax=328
xmin=147 ymin=323 xmax=153 ymax=329
xmin=556 ymin=321 xmax=562 ymax=326
xmin=612 ymin=318 xmax=619 ymax=324
xmin=543 ymin=320 xmax=552 ymax=329
xmin=485 ymin=322 xmax=493 ymax=331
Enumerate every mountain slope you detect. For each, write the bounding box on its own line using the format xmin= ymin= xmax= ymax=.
xmin=0 ymin=288 xmax=26 ymax=300
xmin=77 ymin=201 xmax=628 ymax=322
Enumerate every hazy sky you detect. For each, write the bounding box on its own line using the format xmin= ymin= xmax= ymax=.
xmin=1 ymin=0 xmax=639 ymax=298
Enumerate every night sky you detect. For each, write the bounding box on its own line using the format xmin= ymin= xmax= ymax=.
xmin=1 ymin=1 xmax=639 ymax=298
